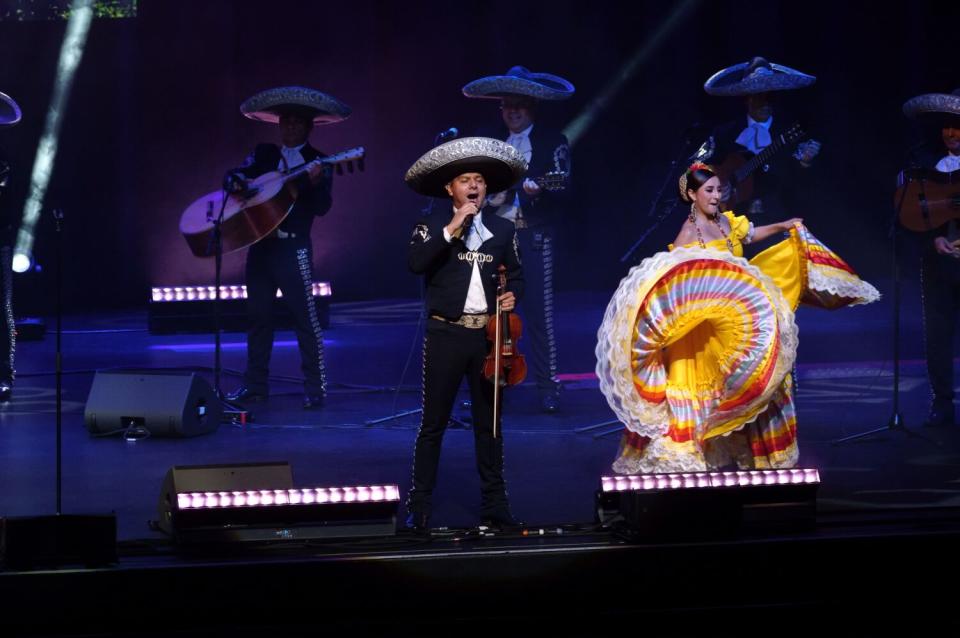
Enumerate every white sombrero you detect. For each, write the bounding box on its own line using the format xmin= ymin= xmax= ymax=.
xmin=404 ymin=137 xmax=528 ymax=198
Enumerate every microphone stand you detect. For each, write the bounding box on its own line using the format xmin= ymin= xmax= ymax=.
xmin=206 ymin=189 xmax=246 ymax=422
xmin=53 ymin=208 xmax=63 ymax=514
xmin=578 ymin=125 xmax=701 ymax=438
xmin=620 ymin=124 xmax=704 ymax=265
xmin=367 ymin=129 xmax=470 ymax=428
xmin=833 ymin=169 xmax=935 ymax=446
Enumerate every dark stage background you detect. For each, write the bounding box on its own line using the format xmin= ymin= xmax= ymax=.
xmin=0 ymin=0 xmax=957 ymax=312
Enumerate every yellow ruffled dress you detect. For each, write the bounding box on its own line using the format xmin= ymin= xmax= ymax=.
xmin=595 ymin=212 xmax=878 ymax=474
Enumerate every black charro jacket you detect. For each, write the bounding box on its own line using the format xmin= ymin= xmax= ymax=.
xmin=409 ymin=210 xmax=524 ymax=320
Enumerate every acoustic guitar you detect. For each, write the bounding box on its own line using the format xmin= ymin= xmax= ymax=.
xmin=180 ymin=147 xmax=365 ymax=257
xmin=896 ymin=167 xmax=960 ymax=232
xmin=713 ymin=123 xmax=807 ymax=206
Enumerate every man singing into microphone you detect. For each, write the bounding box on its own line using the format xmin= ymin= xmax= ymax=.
xmin=403 ymin=137 xmax=526 ymax=532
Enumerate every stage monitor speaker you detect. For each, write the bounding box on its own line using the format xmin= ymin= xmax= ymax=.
xmin=156 ymin=462 xmax=293 ymax=536
xmin=84 ymin=370 xmax=222 ymax=438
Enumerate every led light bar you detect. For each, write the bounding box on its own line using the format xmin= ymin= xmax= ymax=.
xmin=597 ymin=469 xmax=821 ymax=540
xmin=601 ymin=469 xmax=820 ymax=493
xmin=151 ymin=282 xmax=332 ymax=303
xmin=176 ymin=485 xmax=401 ymax=510
xmin=165 ymin=477 xmax=402 ymax=544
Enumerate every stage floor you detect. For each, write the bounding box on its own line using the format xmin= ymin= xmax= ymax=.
xmin=2 ymin=288 xmax=959 ymax=541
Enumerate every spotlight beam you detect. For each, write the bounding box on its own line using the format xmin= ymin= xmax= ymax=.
xmin=562 ymin=0 xmax=700 ymax=147
xmin=13 ymin=0 xmax=94 ymax=271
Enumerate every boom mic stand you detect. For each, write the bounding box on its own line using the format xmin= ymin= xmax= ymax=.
xmin=205 ymin=186 xmax=247 ymax=422
xmin=367 ymin=128 xmax=468 ymax=428
xmin=578 ymin=124 xmax=702 ymax=438
xmin=833 ymin=169 xmax=935 ymax=446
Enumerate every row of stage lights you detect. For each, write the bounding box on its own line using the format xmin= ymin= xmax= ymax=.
xmin=164 ymin=468 xmax=820 ymax=545
xmin=601 ymin=469 xmax=821 ymax=493
xmin=151 ymin=282 xmax=333 ymax=303
xmin=177 ymin=485 xmax=401 ymax=510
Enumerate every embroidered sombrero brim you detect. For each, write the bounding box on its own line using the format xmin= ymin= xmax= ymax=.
xmin=463 ymin=66 xmax=574 ymax=101
xmin=240 ymin=86 xmax=351 ymax=125
xmin=404 ymin=137 xmax=528 ymax=198
xmin=704 ymin=59 xmax=816 ymax=96
xmin=0 ymin=91 xmax=22 ymax=128
xmin=903 ymin=92 xmax=960 ymax=119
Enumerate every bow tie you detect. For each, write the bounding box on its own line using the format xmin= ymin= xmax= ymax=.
xmin=735 ymin=121 xmax=772 ymax=155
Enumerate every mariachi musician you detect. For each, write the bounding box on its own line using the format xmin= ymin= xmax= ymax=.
xmin=224 ymin=87 xmax=351 ymax=410
xmin=902 ymin=89 xmax=960 ymax=427
xmin=463 ymin=66 xmax=573 ymax=413
xmin=403 ymin=137 xmax=526 ymax=532
xmin=699 ymin=56 xmax=822 ymax=218
xmin=0 ymin=90 xmax=20 ymax=403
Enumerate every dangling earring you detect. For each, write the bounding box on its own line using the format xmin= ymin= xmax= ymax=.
xmin=688 ymin=202 xmax=697 ymax=222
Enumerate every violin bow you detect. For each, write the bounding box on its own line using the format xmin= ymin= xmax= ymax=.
xmin=492 ymin=290 xmax=502 ymax=439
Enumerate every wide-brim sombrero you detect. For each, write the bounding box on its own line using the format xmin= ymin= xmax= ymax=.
xmin=240 ymin=86 xmax=351 ymax=125
xmin=0 ymin=91 xmax=22 ymax=128
xmin=404 ymin=137 xmax=528 ymax=198
xmin=704 ymin=57 xmax=816 ymax=96
xmin=902 ymin=89 xmax=960 ymax=120
xmin=462 ymin=66 xmax=574 ymax=101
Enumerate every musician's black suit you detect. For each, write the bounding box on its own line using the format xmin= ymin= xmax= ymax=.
xmin=234 ymin=143 xmax=333 ymax=399
xmin=406 ymin=210 xmax=523 ymax=521
xmin=914 ymin=148 xmax=960 ymax=423
xmin=482 ymin=124 xmax=570 ymax=407
xmin=706 ymin=115 xmax=811 ymax=219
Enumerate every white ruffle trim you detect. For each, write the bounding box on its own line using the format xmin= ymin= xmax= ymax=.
xmin=611 ymin=436 xmax=709 ymax=474
xmin=596 ymin=246 xmax=798 ymax=440
xmin=807 ymin=267 xmax=881 ymax=306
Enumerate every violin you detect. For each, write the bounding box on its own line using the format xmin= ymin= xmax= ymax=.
xmin=483 ymin=265 xmax=527 ymax=437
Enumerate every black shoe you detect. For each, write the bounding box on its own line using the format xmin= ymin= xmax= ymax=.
xmin=303 ymin=394 xmax=325 ymax=410
xmin=924 ymin=401 xmax=955 ymax=428
xmin=540 ymin=392 xmax=560 ymax=414
xmin=480 ymin=510 xmax=523 ymax=530
xmin=225 ymin=386 xmax=268 ymax=404
xmin=404 ymin=512 xmax=430 ymax=534
xmin=0 ymin=381 xmax=10 ymax=403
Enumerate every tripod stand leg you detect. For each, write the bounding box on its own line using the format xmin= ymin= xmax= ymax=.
xmin=593 ymin=425 xmax=626 ymax=440
xmin=365 ymin=408 xmax=422 ymax=426
xmin=574 ymin=419 xmax=620 ymax=434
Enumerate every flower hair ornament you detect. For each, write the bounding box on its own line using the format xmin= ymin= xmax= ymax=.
xmin=678 ymin=162 xmax=714 ymax=202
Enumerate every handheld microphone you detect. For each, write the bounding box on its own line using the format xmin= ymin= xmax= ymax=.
xmin=436 ymin=127 xmax=459 ymax=143
xmin=223 ymin=170 xmax=245 ymax=193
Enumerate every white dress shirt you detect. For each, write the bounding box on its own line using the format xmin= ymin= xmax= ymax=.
xmin=497 ymin=124 xmax=534 ymax=222
xmin=442 ymin=209 xmax=492 ymax=314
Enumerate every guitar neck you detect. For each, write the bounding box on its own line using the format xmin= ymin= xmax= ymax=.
xmin=285 ymin=148 xmax=364 ymax=181
xmin=286 ymin=156 xmax=329 ymax=180
xmin=738 ymin=136 xmax=787 ymax=180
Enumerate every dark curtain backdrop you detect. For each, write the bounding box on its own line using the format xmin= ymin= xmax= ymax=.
xmin=0 ymin=0 xmax=957 ymax=312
